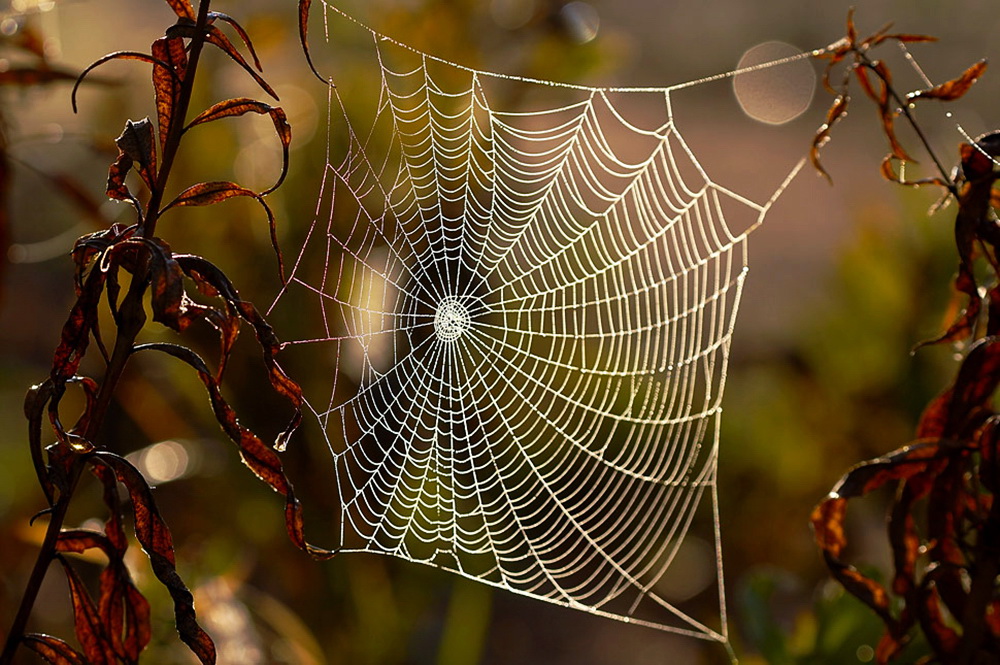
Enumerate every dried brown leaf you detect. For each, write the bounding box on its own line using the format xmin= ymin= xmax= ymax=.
xmin=164 ymin=0 xmax=196 ymax=20
xmin=22 ymin=635 xmax=88 ymax=665
xmin=917 ymin=571 xmax=963 ymax=656
xmin=89 ymin=452 xmax=216 ymax=664
xmin=879 ymin=155 xmax=948 ymax=188
xmin=845 ymin=7 xmax=857 ymax=47
xmin=163 ymin=185 xmax=285 ymax=281
xmin=166 ymin=23 xmax=277 ymax=99
xmin=908 ymin=59 xmax=988 ymax=103
xmin=914 ymin=263 xmax=980 ymax=349
xmin=208 ymin=12 xmax=263 ymax=71
xmin=65 ymin=375 xmax=99 ymax=451
xmin=299 ymin=0 xmax=326 ymax=83
xmin=24 ymin=381 xmax=56 ymax=501
xmin=835 ymin=440 xmax=946 ymax=499
xmin=872 ymin=33 xmax=937 ymax=46
xmin=859 ymin=21 xmax=895 ymax=50
xmin=72 ymin=52 xmax=178 ymax=114
xmin=854 ymin=61 xmax=886 ymax=107
xmin=58 ymin=557 xmax=115 ymax=665
xmin=811 ymin=496 xmax=848 ymax=556
xmin=874 ymin=628 xmax=911 ymax=664
xmin=856 ymin=61 xmax=914 ymax=163
xmin=162 ymin=180 xmax=258 ymax=209
xmin=174 ymin=256 xmax=300 ymax=433
xmin=133 ymin=341 xmax=332 ymax=559
xmin=112 ymin=119 xmax=157 ymax=195
xmin=105 ymin=152 xmax=134 ymax=205
xmin=947 ymin=337 xmax=1000 ymax=432
xmin=824 ymin=551 xmax=897 ymax=629
xmin=811 ymin=94 xmax=850 ymax=183
xmin=888 ymin=485 xmax=923 ymax=601
xmin=90 ymin=463 xmax=151 ymax=661
xmin=186 ymin=97 xmax=274 ymax=127
xmin=141 ymin=239 xmax=242 ymax=375
xmin=50 ymin=261 xmax=107 ymax=384
xmin=55 ymin=529 xmax=114 ymax=558
xmin=151 ymin=37 xmax=188 ymax=151
xmin=144 ymin=238 xmax=187 ymax=332
xmin=185 ymin=98 xmax=291 ymax=193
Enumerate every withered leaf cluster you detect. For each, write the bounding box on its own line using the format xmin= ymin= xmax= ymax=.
xmin=811 ymin=9 xmax=985 ymax=188
xmin=810 ymin=11 xmax=1000 ymax=665
xmin=3 ymin=2 xmax=332 ymax=664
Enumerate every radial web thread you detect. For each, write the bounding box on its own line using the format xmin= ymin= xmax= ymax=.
xmin=270 ymin=2 xmax=809 ymax=647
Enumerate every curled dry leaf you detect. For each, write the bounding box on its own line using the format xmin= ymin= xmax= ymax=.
xmin=298 ymin=0 xmax=327 ymax=84
xmin=24 ymin=380 xmax=57 ymax=502
xmin=132 ymin=342 xmax=333 ymax=560
xmin=907 ymin=59 xmax=988 ymax=103
xmin=162 ymin=182 xmax=285 ymax=281
xmin=90 ymin=463 xmax=152 ymax=662
xmin=811 ymin=94 xmax=849 ymax=183
xmin=151 ymin=37 xmax=188 ymax=151
xmin=89 ymin=452 xmax=217 ymax=665
xmin=58 ymin=556 xmax=116 ymax=665
xmin=166 ymin=22 xmax=277 ymax=100
xmin=141 ymin=240 xmax=241 ymax=379
xmin=855 ymin=60 xmax=914 ymax=162
xmin=22 ymin=635 xmax=88 ymax=665
xmin=107 ymin=119 xmax=157 ymax=215
xmin=878 ymin=155 xmax=948 ymax=188
xmin=869 ymin=33 xmax=936 ymax=47
xmin=173 ymin=255 xmax=303 ymax=440
xmin=162 ymin=180 xmax=261 ymax=210
xmin=163 ymin=0 xmax=196 ymax=21
xmin=50 ymin=262 xmax=106 ymax=384
xmin=208 ymin=13 xmax=264 ymax=71
xmin=72 ymin=52 xmax=179 ymax=114
xmin=185 ymin=98 xmax=291 ymax=194
xmin=913 ymin=264 xmax=980 ymax=349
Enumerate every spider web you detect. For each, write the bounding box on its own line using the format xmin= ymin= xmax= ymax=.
xmin=270 ymin=2 xmax=812 ymax=648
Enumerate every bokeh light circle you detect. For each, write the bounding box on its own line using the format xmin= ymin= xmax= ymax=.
xmin=733 ymin=41 xmax=816 ymax=125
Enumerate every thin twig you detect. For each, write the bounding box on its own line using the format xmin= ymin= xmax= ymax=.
xmin=858 ymin=50 xmax=959 ymax=198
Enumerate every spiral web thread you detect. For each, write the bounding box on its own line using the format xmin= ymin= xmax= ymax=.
xmin=271 ymin=2 xmax=813 ymax=647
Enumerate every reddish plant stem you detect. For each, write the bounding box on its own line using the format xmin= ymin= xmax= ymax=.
xmin=0 ymin=460 xmax=82 ymax=665
xmin=0 ymin=2 xmax=212 ymax=662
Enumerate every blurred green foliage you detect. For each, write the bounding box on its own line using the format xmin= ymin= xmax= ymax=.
xmin=738 ymin=567 xmax=933 ymax=665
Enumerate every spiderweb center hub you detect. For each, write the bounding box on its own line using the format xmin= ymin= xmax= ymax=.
xmin=434 ymin=296 xmax=471 ymax=342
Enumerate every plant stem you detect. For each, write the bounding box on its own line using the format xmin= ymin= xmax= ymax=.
xmin=0 ymin=462 xmax=81 ymax=665
xmin=0 ymin=2 xmax=212 ymax=661
xmin=860 ymin=50 xmax=959 ymax=197
xmin=0 ymin=246 xmax=150 ymax=665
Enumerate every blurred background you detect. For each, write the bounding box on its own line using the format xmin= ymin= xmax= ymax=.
xmin=0 ymin=0 xmax=998 ymax=663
